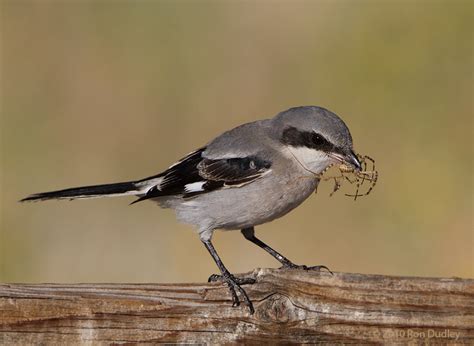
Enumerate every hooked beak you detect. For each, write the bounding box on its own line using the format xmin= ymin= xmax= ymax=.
xmin=329 ymin=150 xmax=362 ymax=171
xmin=345 ymin=150 xmax=362 ymax=171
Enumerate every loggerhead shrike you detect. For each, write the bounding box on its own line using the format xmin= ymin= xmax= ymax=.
xmin=21 ymin=106 xmax=363 ymax=314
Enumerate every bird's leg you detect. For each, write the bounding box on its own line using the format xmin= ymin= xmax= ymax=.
xmin=202 ymin=237 xmax=255 ymax=314
xmin=241 ymin=227 xmax=333 ymax=274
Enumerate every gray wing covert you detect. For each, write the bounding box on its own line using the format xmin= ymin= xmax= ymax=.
xmin=202 ymin=120 xmax=273 ymax=159
xmin=189 ymin=119 xmax=273 ymax=195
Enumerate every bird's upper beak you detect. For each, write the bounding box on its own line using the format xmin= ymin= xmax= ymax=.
xmin=344 ymin=150 xmax=362 ymax=171
xmin=329 ymin=149 xmax=362 ymax=171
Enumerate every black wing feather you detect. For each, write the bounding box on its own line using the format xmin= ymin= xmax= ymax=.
xmin=131 ymin=148 xmax=205 ymax=203
xmin=132 ymin=148 xmax=271 ymax=203
xmin=198 ymin=156 xmax=271 ymax=182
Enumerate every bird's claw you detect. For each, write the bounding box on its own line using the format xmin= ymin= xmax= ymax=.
xmin=208 ymin=273 xmax=256 ymax=285
xmin=208 ymin=273 xmax=255 ymax=314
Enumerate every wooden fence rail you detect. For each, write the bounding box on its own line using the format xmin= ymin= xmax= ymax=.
xmin=1 ymin=268 xmax=473 ymax=344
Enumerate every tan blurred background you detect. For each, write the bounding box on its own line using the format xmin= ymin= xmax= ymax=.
xmin=1 ymin=1 xmax=472 ymax=284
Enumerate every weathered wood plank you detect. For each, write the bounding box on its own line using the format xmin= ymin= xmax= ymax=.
xmin=1 ymin=269 xmax=473 ymax=344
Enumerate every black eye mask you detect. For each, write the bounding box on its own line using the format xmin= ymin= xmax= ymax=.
xmin=281 ymin=126 xmax=340 ymax=154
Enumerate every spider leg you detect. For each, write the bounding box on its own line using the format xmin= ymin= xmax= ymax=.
xmin=344 ymin=173 xmax=358 ymax=184
xmin=329 ymin=176 xmax=343 ymax=197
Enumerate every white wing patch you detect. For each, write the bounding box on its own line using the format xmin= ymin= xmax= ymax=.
xmin=184 ymin=181 xmax=206 ymax=193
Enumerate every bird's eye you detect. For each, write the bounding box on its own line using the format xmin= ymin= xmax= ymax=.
xmin=311 ymin=132 xmax=333 ymax=150
xmin=311 ymin=133 xmax=325 ymax=146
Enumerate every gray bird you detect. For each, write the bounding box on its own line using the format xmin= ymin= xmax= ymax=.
xmin=21 ymin=106 xmax=362 ymax=314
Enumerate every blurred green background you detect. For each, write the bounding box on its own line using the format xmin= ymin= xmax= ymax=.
xmin=1 ymin=1 xmax=472 ymax=283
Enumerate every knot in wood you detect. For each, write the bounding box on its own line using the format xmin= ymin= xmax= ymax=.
xmin=258 ymin=293 xmax=296 ymax=323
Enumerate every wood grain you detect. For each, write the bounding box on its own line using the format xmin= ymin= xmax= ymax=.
xmin=1 ymin=268 xmax=473 ymax=344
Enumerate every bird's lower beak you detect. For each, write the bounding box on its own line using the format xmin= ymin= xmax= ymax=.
xmin=329 ymin=150 xmax=362 ymax=171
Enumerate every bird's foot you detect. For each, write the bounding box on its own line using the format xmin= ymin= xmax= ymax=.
xmin=208 ymin=272 xmax=255 ymax=314
xmin=280 ymin=262 xmax=334 ymax=275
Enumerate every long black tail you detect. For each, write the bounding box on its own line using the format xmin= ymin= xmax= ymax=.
xmin=20 ymin=181 xmax=143 ymax=202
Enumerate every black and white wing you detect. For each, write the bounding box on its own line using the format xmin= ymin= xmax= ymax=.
xmin=192 ymin=154 xmax=272 ymax=195
xmin=132 ymin=147 xmax=272 ymax=203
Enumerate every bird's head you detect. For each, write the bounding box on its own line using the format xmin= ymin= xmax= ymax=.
xmin=273 ymin=106 xmax=361 ymax=174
